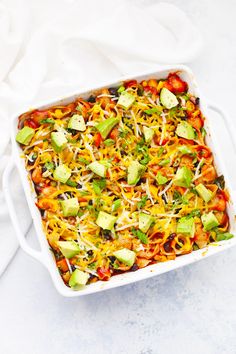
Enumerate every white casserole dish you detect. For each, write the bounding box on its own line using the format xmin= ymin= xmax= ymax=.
xmin=3 ymin=65 xmax=236 ymax=297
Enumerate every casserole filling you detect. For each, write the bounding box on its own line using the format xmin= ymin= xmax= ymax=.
xmin=16 ymin=73 xmax=233 ymax=289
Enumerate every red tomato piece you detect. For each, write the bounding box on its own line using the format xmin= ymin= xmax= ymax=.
xmin=210 ymin=191 xmax=227 ymax=212
xmin=24 ymin=118 xmax=39 ymax=129
xmin=167 ymin=73 xmax=188 ymax=93
xmin=97 ymin=267 xmax=111 ymax=281
xmin=94 ymin=133 xmax=102 ymax=147
xmin=124 ymin=80 xmax=138 ymax=89
xmin=144 ymin=85 xmax=157 ymax=95
xmin=109 ymin=127 xmax=119 ymax=140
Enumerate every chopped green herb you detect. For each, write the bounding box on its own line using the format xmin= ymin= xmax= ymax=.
xmin=78 ymin=157 xmax=90 ymax=165
xmin=201 ymin=127 xmax=207 ymax=138
xmin=92 ymin=179 xmax=106 ymax=195
xmin=112 ymin=199 xmax=121 ymax=212
xmin=66 ymin=179 xmax=77 ymax=187
xmin=144 ymin=108 xmax=161 ymax=115
xmin=76 ymin=105 xmax=82 ymax=111
xmin=158 ymin=158 xmax=170 ymax=166
xmin=157 ymin=147 xmax=164 ymax=157
xmin=117 ymin=86 xmax=125 ymax=93
xmin=173 ymin=190 xmax=182 ymax=201
xmin=214 ymin=175 xmax=225 ymax=190
xmin=44 ymin=161 xmax=55 ymax=170
xmin=187 ymin=209 xmax=201 ymax=218
xmin=156 ymin=172 xmax=168 ymax=185
xmin=193 ymin=243 xmax=199 ymax=251
xmin=137 ymin=195 xmax=148 ymax=209
xmin=88 ymin=262 xmax=96 ymax=269
xmin=216 ymin=232 xmax=234 ymax=241
xmin=40 ymin=118 xmax=55 ymax=124
xmin=140 ymin=154 xmax=150 ymax=165
xmin=104 ymin=139 xmax=115 ymax=146
xmin=119 ymin=128 xmax=129 ymax=138
xmin=131 ymin=228 xmax=148 ymax=244
xmin=79 ymin=190 xmax=89 ymax=196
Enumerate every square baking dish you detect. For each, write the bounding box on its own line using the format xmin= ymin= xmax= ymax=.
xmin=3 ymin=65 xmax=236 ymax=297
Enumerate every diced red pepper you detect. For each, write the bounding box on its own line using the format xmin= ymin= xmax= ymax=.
xmin=57 ymin=259 xmax=69 ymax=273
xmin=97 ymin=266 xmax=111 ymax=281
xmin=109 ymin=127 xmax=119 ymax=140
xmin=124 ymin=80 xmax=138 ymax=89
xmin=94 ymin=132 xmax=102 ymax=147
xmin=188 ymin=116 xmax=204 ymax=130
xmin=144 ymin=85 xmax=157 ymax=95
xmin=195 ymin=145 xmax=211 ymax=159
xmin=163 ymin=81 xmax=174 ymax=92
xmin=210 ymin=191 xmax=227 ymax=211
xmin=24 ymin=118 xmax=40 ymax=129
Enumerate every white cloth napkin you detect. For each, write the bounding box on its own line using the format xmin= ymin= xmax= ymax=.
xmin=0 ymin=0 xmax=203 ymax=275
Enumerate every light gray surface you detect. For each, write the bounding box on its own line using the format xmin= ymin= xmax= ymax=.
xmin=1 ymin=0 xmax=236 ymax=353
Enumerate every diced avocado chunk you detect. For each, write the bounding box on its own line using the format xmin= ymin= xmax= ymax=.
xmin=127 ymin=160 xmax=146 ymax=185
xmin=113 ymin=248 xmax=136 ymax=267
xmin=173 ymin=166 xmax=193 ymax=188
xmin=88 ymin=161 xmax=106 ymax=177
xmin=96 ymin=117 xmax=119 ymax=139
xmin=176 ymin=122 xmax=195 ymax=140
xmin=160 ymin=88 xmax=178 ymax=109
xmin=69 ymin=269 xmax=89 ymax=289
xmin=68 ymin=114 xmax=86 ymax=131
xmin=96 ymin=211 xmax=117 ymax=230
xmin=53 ymin=164 xmax=71 ymax=183
xmin=16 ymin=126 xmax=35 ymax=145
xmin=216 ymin=232 xmax=234 ymax=241
xmin=177 ymin=216 xmax=195 ymax=237
xmin=117 ymin=91 xmax=135 ymax=110
xmin=178 ymin=145 xmax=192 ymax=155
xmin=156 ymin=172 xmax=168 ymax=185
xmin=60 ymin=197 xmax=79 ymax=217
xmin=143 ymin=126 xmax=154 ymax=143
xmin=139 ymin=213 xmax=154 ymax=233
xmin=201 ymin=212 xmax=219 ymax=231
xmin=51 ymin=132 xmax=67 ymax=152
xmin=195 ymin=183 xmax=213 ymax=203
xmin=57 ymin=240 xmax=80 ymax=258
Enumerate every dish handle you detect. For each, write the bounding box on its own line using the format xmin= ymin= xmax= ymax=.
xmin=207 ymin=102 xmax=236 ymax=204
xmin=2 ymin=158 xmax=47 ymax=267
xmin=207 ymin=102 xmax=236 ymax=153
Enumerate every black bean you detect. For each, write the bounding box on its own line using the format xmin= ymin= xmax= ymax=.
xmin=163 ymin=240 xmax=172 ymax=253
xmin=168 ymin=233 xmax=176 ymax=240
xmin=89 ymin=273 xmax=97 ymax=281
xmin=130 ymin=263 xmax=139 ymax=272
xmin=88 ymin=200 xmax=93 ymax=205
xmin=87 ymin=250 xmax=93 ymax=257
xmin=87 ymin=95 xmax=96 ymax=103
xmin=137 ymin=86 xmax=144 ymax=96
xmin=34 ymin=184 xmax=42 ymax=194
xmin=108 ymin=256 xmax=116 ymax=263
xmin=67 ymin=128 xmax=77 ymax=136
xmin=108 ymin=87 xmax=118 ymax=96
xmin=57 ymin=194 xmax=64 ymax=200
xmin=196 ymin=97 xmax=200 ymax=105
xmin=102 ymin=229 xmax=112 ymax=240
xmin=42 ymin=167 xmax=47 ymax=173
xmin=77 ymin=183 xmax=82 ymax=189
xmin=28 ymin=155 xmax=37 ymax=165
xmin=39 ymin=209 xmax=45 ymax=218
xmin=136 ymin=178 xmax=146 ymax=186
xmin=71 ymin=265 xmax=76 ymax=272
